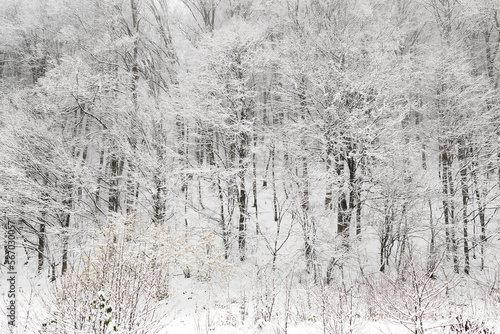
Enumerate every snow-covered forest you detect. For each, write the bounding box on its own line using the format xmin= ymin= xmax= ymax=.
xmin=1 ymin=0 xmax=500 ymax=333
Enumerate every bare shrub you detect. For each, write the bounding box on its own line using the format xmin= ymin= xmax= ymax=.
xmin=450 ymin=316 xmax=495 ymax=334
xmin=39 ymin=217 xmax=173 ymax=333
xmin=363 ymin=250 xmax=454 ymax=334
xmin=316 ymin=260 xmax=363 ymax=334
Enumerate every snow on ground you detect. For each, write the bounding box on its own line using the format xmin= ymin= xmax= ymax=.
xmin=2 ymin=247 xmax=500 ymax=333
xmin=2 ymin=185 xmax=500 ymax=333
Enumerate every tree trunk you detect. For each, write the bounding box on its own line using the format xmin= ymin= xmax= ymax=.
xmin=108 ymin=158 xmax=124 ymax=213
xmin=61 ymin=210 xmax=70 ymax=276
xmin=238 ymin=134 xmax=249 ymax=261
xmin=440 ymin=147 xmax=459 ymax=273
xmin=471 ymin=153 xmax=487 ymax=270
xmin=336 ymin=152 xmax=350 ymax=247
xmin=301 ymin=158 xmax=315 ymax=275
xmin=380 ymin=200 xmax=394 ymax=272
xmin=218 ymin=176 xmax=229 ymax=259
xmin=272 ymin=144 xmax=278 ymax=223
xmin=458 ymin=142 xmax=470 ymax=274
xmin=38 ymin=219 xmax=45 ymax=274
xmin=61 ymin=183 xmax=72 ymax=277
xmin=355 ymin=185 xmax=362 ymax=237
xmin=153 ymin=175 xmax=165 ymax=225
xmin=238 ymin=172 xmax=247 ymax=261
xmin=347 ymin=153 xmax=359 ymax=237
xmin=428 ymin=199 xmax=436 ymax=276
xmin=325 ymin=143 xmax=334 ymax=210
xmin=447 ymin=159 xmax=459 ymax=274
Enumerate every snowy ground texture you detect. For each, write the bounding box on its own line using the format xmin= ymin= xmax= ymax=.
xmin=1 ymin=185 xmax=500 ymax=334
xmin=1 ymin=264 xmax=499 ymax=334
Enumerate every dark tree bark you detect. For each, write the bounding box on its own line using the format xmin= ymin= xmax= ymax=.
xmin=439 ymin=146 xmax=459 ymax=273
xmin=471 ymin=151 xmax=487 ymax=270
xmin=325 ymin=135 xmax=334 ymax=210
xmin=252 ymin=131 xmax=258 ymax=226
xmin=61 ymin=210 xmax=70 ymax=276
xmin=108 ymin=158 xmax=124 ymax=213
xmin=217 ymin=176 xmax=230 ymax=259
xmin=336 ymin=151 xmax=351 ymax=248
xmin=237 ymin=168 xmax=247 ymax=261
xmin=237 ymin=115 xmax=250 ymax=261
xmin=380 ymin=200 xmax=394 ymax=272
xmin=38 ymin=218 xmax=45 ymax=274
xmin=271 ymin=144 xmax=278 ymax=223
xmin=458 ymin=141 xmax=470 ymax=274
xmin=428 ymin=199 xmax=437 ymax=276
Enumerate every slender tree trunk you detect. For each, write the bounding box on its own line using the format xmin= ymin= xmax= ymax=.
xmin=130 ymin=0 xmax=140 ymax=114
xmin=253 ymin=132 xmax=259 ymax=239
xmin=458 ymin=142 xmax=470 ymax=274
xmin=325 ymin=143 xmax=334 ymax=210
xmin=153 ymin=175 xmax=165 ymax=225
xmin=415 ymin=109 xmax=427 ymax=170
xmin=61 ymin=210 xmax=70 ymax=276
xmin=301 ymin=158 xmax=309 ymax=213
xmin=61 ymin=181 xmax=73 ymax=276
xmin=238 ymin=137 xmax=248 ymax=261
xmin=478 ymin=196 xmax=486 ymax=270
xmin=440 ymin=146 xmax=459 ymax=272
xmin=125 ymin=0 xmax=141 ymax=216
xmin=445 ymin=148 xmax=459 ymax=273
xmin=448 ymin=168 xmax=459 ymax=274
xmin=238 ymin=172 xmax=247 ymax=261
xmin=472 ymin=155 xmax=487 ymax=270
xmin=95 ymin=150 xmax=106 ymax=218
xmin=428 ymin=199 xmax=436 ymax=276
xmin=347 ymin=153 xmax=359 ymax=237
xmin=396 ymin=203 xmax=409 ymax=272
xmin=355 ymin=185 xmax=362 ymax=237
xmin=38 ymin=219 xmax=45 ymax=274
xmin=300 ymin=155 xmax=315 ymax=277
xmin=439 ymin=148 xmax=450 ymax=250
xmin=272 ymin=144 xmax=278 ymax=223
xmin=108 ymin=158 xmax=124 ymax=213
xmin=217 ymin=176 xmax=229 ymax=259
xmin=380 ymin=200 xmax=394 ymax=272
xmin=253 ymin=132 xmax=258 ymax=225
xmin=336 ymin=152 xmax=350 ymax=247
